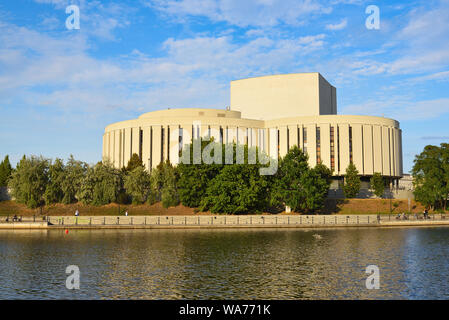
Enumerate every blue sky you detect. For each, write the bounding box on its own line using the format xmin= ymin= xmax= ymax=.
xmin=0 ymin=0 xmax=448 ymax=173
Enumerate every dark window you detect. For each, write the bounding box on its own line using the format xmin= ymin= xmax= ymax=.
xmin=297 ymin=127 xmax=300 ymax=147
xmin=161 ymin=128 xmax=164 ymax=163
xmin=130 ymin=128 xmax=133 ymax=158
xmin=337 ymin=126 xmax=340 ymax=172
xmin=167 ymin=127 xmax=170 ymax=162
xmin=179 ymin=128 xmax=183 ymax=155
xmin=139 ymin=129 xmax=143 ymax=160
xmin=349 ymin=126 xmax=353 ymax=164
xmin=316 ymin=127 xmax=321 ymax=164
xmin=330 ymin=126 xmax=335 ymax=171
xmin=303 ymin=127 xmax=307 ymax=154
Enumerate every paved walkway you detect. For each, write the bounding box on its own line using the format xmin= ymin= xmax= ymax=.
xmin=1 ymin=214 xmax=447 ymax=229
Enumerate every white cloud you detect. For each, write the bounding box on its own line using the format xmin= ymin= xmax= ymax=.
xmin=387 ymin=3 xmax=449 ymax=75
xmin=33 ymin=0 xmax=132 ymax=41
xmin=325 ymin=18 xmax=347 ymax=30
xmin=0 ymin=18 xmax=328 ymax=116
xmin=342 ymin=98 xmax=449 ymax=121
xmin=410 ymin=70 xmax=449 ymax=82
xmin=147 ymin=0 xmax=327 ymax=27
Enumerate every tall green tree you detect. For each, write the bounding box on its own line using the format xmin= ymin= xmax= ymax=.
xmin=0 ymin=155 xmax=13 ymax=187
xmin=154 ymin=160 xmax=179 ymax=208
xmin=299 ymin=166 xmax=331 ymax=212
xmin=343 ymin=163 xmax=361 ymax=198
xmin=314 ymin=162 xmax=333 ymax=185
xmin=200 ymin=163 xmax=269 ymax=214
xmin=61 ymin=155 xmax=88 ymax=204
xmin=77 ymin=166 xmax=96 ymax=205
xmin=177 ymin=139 xmax=223 ymax=207
xmin=124 ymin=166 xmax=151 ymax=204
xmin=370 ymin=172 xmax=385 ymax=198
xmin=78 ymin=161 xmax=123 ymax=205
xmin=442 ymin=143 xmax=449 ymax=210
xmin=412 ymin=143 xmax=449 ymax=210
xmin=8 ymin=156 xmax=49 ymax=208
xmin=271 ymin=146 xmax=331 ymax=213
xmin=43 ymin=158 xmax=65 ymax=204
xmin=271 ymin=146 xmax=310 ymax=212
xmin=126 ymin=153 xmax=143 ymax=172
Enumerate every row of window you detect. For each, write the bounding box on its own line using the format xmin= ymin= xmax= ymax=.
xmin=108 ymin=125 xmax=347 ymax=171
xmin=108 ymin=125 xmax=400 ymax=176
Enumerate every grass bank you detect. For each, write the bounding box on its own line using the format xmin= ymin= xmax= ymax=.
xmin=0 ymin=199 xmax=444 ymax=217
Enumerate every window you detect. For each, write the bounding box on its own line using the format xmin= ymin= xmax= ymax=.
xmin=139 ymin=129 xmax=143 ymax=160
xmin=277 ymin=129 xmax=280 ymax=158
xmin=297 ymin=127 xmax=300 ymax=147
xmin=330 ymin=126 xmax=335 ymax=171
xmin=179 ymin=128 xmax=183 ymax=154
xmin=161 ymin=127 xmax=164 ymax=163
xmin=220 ymin=127 xmax=223 ymax=144
xmin=130 ymin=128 xmax=133 ymax=158
xmin=167 ymin=127 xmax=170 ymax=162
xmin=316 ymin=127 xmax=321 ymax=164
xmin=303 ymin=127 xmax=307 ymax=154
xmin=337 ymin=126 xmax=340 ymax=172
xmin=349 ymin=126 xmax=353 ymax=164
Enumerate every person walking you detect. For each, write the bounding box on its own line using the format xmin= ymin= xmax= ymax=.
xmin=125 ymin=211 xmax=128 ymax=217
xmin=75 ymin=209 xmax=79 ymax=217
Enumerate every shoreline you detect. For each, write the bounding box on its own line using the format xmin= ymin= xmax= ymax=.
xmin=1 ymin=214 xmax=449 ymax=230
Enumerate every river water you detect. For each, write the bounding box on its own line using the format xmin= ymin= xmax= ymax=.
xmin=0 ymin=227 xmax=448 ymax=299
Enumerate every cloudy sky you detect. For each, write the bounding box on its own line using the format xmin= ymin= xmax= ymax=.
xmin=1 ymin=0 xmax=448 ymax=173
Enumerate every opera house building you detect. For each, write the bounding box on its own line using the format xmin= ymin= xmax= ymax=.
xmin=103 ymin=73 xmax=403 ymax=186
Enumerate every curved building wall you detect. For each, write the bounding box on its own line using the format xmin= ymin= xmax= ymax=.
xmin=103 ymin=110 xmax=402 ymax=178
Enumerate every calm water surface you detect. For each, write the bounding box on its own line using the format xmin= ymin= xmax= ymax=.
xmin=0 ymin=227 xmax=449 ymax=299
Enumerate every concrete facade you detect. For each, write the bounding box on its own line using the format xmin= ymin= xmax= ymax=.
xmin=230 ymin=73 xmax=337 ymax=120
xmin=103 ymin=73 xmax=403 ymax=179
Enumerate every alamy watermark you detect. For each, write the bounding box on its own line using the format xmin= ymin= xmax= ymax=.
xmin=66 ymin=265 xmax=80 ymax=290
xmin=65 ymin=5 xmax=80 ymax=30
xmin=365 ymin=5 xmax=380 ymax=30
xmin=172 ymin=121 xmax=278 ymax=175
xmin=365 ymin=265 xmax=380 ymax=289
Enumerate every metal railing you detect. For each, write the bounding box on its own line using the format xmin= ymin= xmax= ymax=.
xmin=2 ymin=213 xmax=447 ymax=226
xmin=44 ymin=215 xmax=384 ymax=227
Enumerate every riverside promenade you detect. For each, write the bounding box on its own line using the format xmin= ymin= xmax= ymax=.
xmin=1 ymin=214 xmax=449 ymax=229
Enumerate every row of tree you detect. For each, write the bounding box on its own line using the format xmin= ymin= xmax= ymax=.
xmin=1 ymin=140 xmax=394 ymax=213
